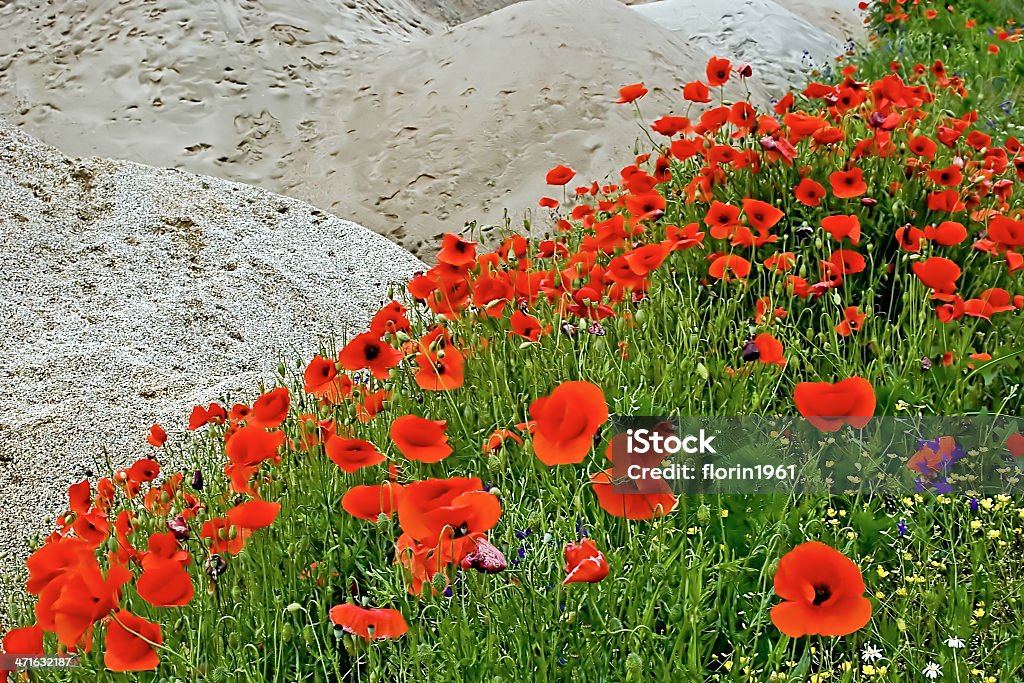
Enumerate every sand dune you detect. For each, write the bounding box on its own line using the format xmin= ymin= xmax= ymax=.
xmin=0 ymin=0 xmax=863 ymax=258
xmin=632 ymin=0 xmax=860 ymax=95
xmin=0 ymin=119 xmax=421 ymax=585
xmin=278 ymin=0 xmax=772 ymax=255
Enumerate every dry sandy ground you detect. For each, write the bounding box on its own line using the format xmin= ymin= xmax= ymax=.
xmin=0 ymin=0 xmax=865 ymax=258
xmin=0 ymin=119 xmax=422 ymax=600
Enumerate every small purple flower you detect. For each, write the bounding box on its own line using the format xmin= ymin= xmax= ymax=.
xmin=970 ymin=497 xmax=979 ymax=512
xmin=587 ymin=321 xmax=606 ymax=336
xmin=516 ymin=528 xmax=532 ymax=540
xmin=897 ymin=519 xmax=908 ymax=537
xmin=576 ymin=519 xmax=588 ymax=537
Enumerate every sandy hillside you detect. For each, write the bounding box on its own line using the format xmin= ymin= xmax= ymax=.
xmin=0 ymin=0 xmax=864 ymax=259
xmin=0 ymin=119 xmax=422 ymax=588
xmin=277 ymin=0 xmax=771 ymax=256
xmin=632 ymin=0 xmax=861 ymax=95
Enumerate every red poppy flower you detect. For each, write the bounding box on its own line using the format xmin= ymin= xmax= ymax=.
xmin=792 ymin=178 xmax=825 ymax=207
xmin=704 ymin=200 xmax=741 ymax=238
xmin=339 ymin=332 xmax=402 ymax=380
xmin=830 ymin=168 xmax=867 ymax=198
xmin=342 ymin=482 xmax=405 ymax=520
xmin=616 ymin=83 xmax=648 ymax=104
xmin=397 ymin=477 xmax=501 ymax=547
xmin=1007 ymin=432 xmax=1024 ymax=458
xmin=928 ymin=164 xmax=963 ymax=187
xmin=437 ymin=233 xmax=477 ymax=267
xmin=545 ymin=164 xmax=576 ymax=186
xmin=963 ymin=288 xmax=1016 ymax=320
xmin=105 ymin=610 xmax=162 ymax=671
xmin=51 ymin=558 xmax=132 ymax=647
xmin=824 ymin=249 xmax=866 ymax=276
xmin=303 ymin=355 xmax=339 ymax=396
xmin=821 ymin=215 xmax=861 ymax=245
xmin=248 ymin=387 xmax=290 ymax=429
xmin=742 ymin=198 xmax=784 ymax=231
xmin=590 ymin=468 xmax=676 ymax=519
xmin=912 ymin=256 xmax=961 ymax=294
xmin=146 ymin=424 xmax=167 ymax=447
xmin=895 ymin=224 xmax=926 ymax=252
xmin=510 ymin=310 xmax=549 ymax=342
xmin=706 ymin=56 xmax=731 ymax=86
xmin=391 ymin=415 xmax=452 ymax=463
xmin=225 ymin=426 xmax=285 ymax=468
xmin=770 ymin=542 xmax=871 ymax=637
xmin=708 ymin=254 xmax=751 ymax=280
xmin=325 ymin=436 xmax=386 ymax=473
xmin=753 ymin=333 xmax=786 ymax=366
xmin=188 ymin=402 xmax=226 ymax=430
xmin=1 ymin=624 xmax=43 ymax=668
xmin=563 ymin=539 xmax=609 ymax=585
xmin=924 ymin=221 xmax=967 ymax=246
xmin=137 ymin=560 xmax=194 ymax=608
xmin=835 ymin=306 xmax=867 ymax=336
xmin=414 ymin=345 xmax=465 ymax=391
xmin=226 ymin=499 xmax=281 ymax=531
xmin=794 ymin=377 xmax=876 ymax=431
xmin=370 ymin=300 xmax=411 ymax=336
xmin=651 ymin=115 xmax=691 ymax=136
xmin=682 ymin=80 xmax=711 ymax=103
xmin=200 ymin=517 xmax=251 ymax=555
xmin=329 ymin=604 xmax=408 ymax=640
xmin=909 ymin=135 xmax=937 ymax=159
xmin=529 ymin=381 xmax=608 ymax=466
xmin=763 ymin=252 xmax=796 ymax=272
xmin=927 ymin=189 xmax=965 ymax=212
xmin=127 ymin=458 xmax=160 ymax=484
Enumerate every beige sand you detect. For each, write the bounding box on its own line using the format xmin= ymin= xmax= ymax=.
xmin=0 ymin=0 xmax=863 ymax=259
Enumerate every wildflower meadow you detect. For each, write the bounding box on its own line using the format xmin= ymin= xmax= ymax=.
xmin=4 ymin=0 xmax=1024 ymax=680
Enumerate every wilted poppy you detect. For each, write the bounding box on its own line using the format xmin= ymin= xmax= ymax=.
xmin=563 ymin=538 xmax=609 ymax=585
xmin=329 ymin=604 xmax=407 ymax=640
xmin=391 ymin=415 xmax=452 ymax=463
xmin=770 ymin=542 xmax=871 ymax=637
xmin=529 ymin=381 xmax=608 ymax=465
xmin=794 ymin=377 xmax=875 ymax=431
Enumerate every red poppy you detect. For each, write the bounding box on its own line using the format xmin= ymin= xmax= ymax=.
xmin=821 ymin=215 xmax=861 ymax=245
xmin=895 ymin=224 xmax=926 ymax=252
xmin=391 ymin=415 xmax=452 ymax=463
xmin=706 ymin=56 xmax=731 ymax=86
xmin=924 ymin=221 xmax=967 ymax=246
xmin=563 ymin=539 xmax=609 ymax=585
xmin=794 ymin=178 xmax=826 ymax=207
xmin=708 ymin=254 xmax=752 ymax=280
xmin=303 ymin=355 xmax=339 ymax=396
xmin=1007 ymin=432 xmax=1024 ymax=458
xmin=339 ymin=332 xmax=402 ymax=380
xmin=704 ymin=200 xmax=741 ymax=238
xmin=188 ymin=402 xmax=226 ymax=430
xmin=753 ymin=333 xmax=786 ymax=366
xmin=829 ymin=168 xmax=867 ymax=198
xmin=325 ymin=436 xmax=386 ymax=473
xmin=616 ymin=83 xmax=648 ymax=104
xmin=397 ymin=477 xmax=501 ymax=548
xmin=651 ymin=115 xmax=690 ymax=136
xmin=824 ymin=250 xmax=866 ymax=276
xmin=146 ymin=424 xmax=167 ymax=447
xmin=835 ymin=306 xmax=867 ymax=336
xmin=437 ymin=233 xmax=477 ymax=267
xmin=794 ymin=377 xmax=876 ymax=431
xmin=226 ymin=499 xmax=281 ymax=530
xmin=908 ymin=135 xmax=937 ymax=159
xmin=529 ymin=381 xmax=608 ymax=466
xmin=137 ymin=560 xmax=194 ymax=608
xmin=545 ymin=164 xmax=576 ymax=186
xmin=370 ymin=300 xmax=411 ymax=336
xmin=912 ymin=256 xmax=961 ymax=294
xmin=105 ymin=610 xmax=162 ymax=671
xmin=127 ymin=458 xmax=160 ymax=484
xmin=963 ymin=288 xmax=1016 ymax=320
xmin=414 ymin=345 xmax=465 ymax=391
xmin=329 ymin=604 xmax=408 ymax=640
xmin=682 ymin=80 xmax=711 ymax=103
xmin=742 ymin=198 xmax=784 ymax=231
xmin=763 ymin=252 xmax=795 ymax=272
xmin=225 ymin=426 xmax=285 ymax=468
xmin=342 ymin=482 xmax=405 ymax=520
xmin=1 ymin=624 xmax=43 ymax=672
xmin=248 ymin=387 xmax=290 ymax=429
xmin=928 ymin=164 xmax=963 ymax=187
xmin=770 ymin=542 xmax=871 ymax=637
xmin=510 ymin=310 xmax=549 ymax=342
xmin=590 ymin=468 xmax=676 ymax=519
xmin=50 ymin=558 xmax=131 ymax=647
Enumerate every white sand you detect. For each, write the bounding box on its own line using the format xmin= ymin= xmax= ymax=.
xmin=0 ymin=0 xmax=863 ymax=258
xmin=0 ymin=119 xmax=423 ymax=593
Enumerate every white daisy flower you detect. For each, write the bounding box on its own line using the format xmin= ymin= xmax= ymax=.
xmin=923 ymin=661 xmax=942 ymax=679
xmin=861 ymin=643 xmax=884 ymax=662
xmin=945 ymin=636 xmax=965 ymax=649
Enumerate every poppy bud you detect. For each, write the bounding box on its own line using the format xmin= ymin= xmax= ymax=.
xmin=191 ymin=469 xmax=204 ymax=490
xmin=285 ymin=602 xmax=303 ymax=614
xmin=739 ymin=64 xmax=753 ymax=78
xmin=625 ymin=653 xmax=644 ymax=675
xmin=741 ymin=339 xmax=760 ymax=362
xmin=697 ymin=504 xmax=712 ymax=523
xmin=860 ymin=197 xmax=877 ymax=207
xmin=868 ymin=111 xmax=887 ymax=128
